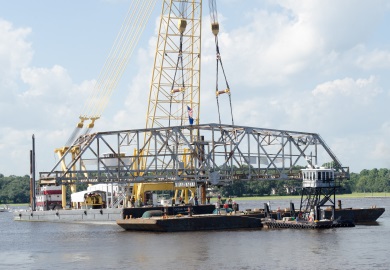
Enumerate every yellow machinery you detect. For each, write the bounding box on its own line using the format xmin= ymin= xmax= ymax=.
xmin=82 ymin=192 xmax=105 ymax=209
xmin=131 ymin=182 xmax=196 ymax=206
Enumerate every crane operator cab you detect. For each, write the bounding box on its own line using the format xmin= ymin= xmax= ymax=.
xmin=301 ymin=166 xmax=335 ymax=188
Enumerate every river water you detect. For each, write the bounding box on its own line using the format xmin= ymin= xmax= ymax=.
xmin=1 ymin=197 xmax=389 ymax=270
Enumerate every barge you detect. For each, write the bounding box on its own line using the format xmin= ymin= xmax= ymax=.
xmin=13 ymin=200 xmax=385 ymax=224
xmin=117 ymin=212 xmax=262 ymax=232
xmin=244 ymin=206 xmax=385 ymax=225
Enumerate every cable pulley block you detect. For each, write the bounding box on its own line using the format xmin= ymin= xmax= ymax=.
xmin=211 ymin=22 xmax=219 ymax=36
xmin=178 ymin=19 xmax=187 ymax=33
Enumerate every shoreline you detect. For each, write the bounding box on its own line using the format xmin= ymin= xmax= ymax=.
xmin=5 ymin=193 xmax=389 ymax=208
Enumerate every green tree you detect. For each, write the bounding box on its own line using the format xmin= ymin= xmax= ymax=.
xmin=0 ymin=174 xmax=30 ymax=204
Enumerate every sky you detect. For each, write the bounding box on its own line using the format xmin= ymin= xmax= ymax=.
xmin=1 ymin=0 xmax=390 ymax=177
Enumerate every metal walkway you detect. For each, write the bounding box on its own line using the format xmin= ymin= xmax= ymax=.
xmin=40 ymin=123 xmax=349 ymax=185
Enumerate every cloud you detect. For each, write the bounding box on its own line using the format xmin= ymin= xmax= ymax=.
xmin=356 ymin=49 xmax=390 ymax=70
xmin=275 ymin=0 xmax=388 ymax=50
xmin=20 ymin=65 xmax=72 ymax=98
xmin=201 ymin=0 xmax=390 ymax=95
xmin=98 ymin=46 xmax=153 ymax=131
xmin=1 ymin=1 xmax=390 ymax=176
xmin=0 ymin=20 xmax=94 ymax=175
xmin=0 ymin=19 xmax=33 ymax=101
xmin=0 ymin=64 xmax=94 ymax=175
xmin=312 ymin=76 xmax=382 ymax=104
xmin=202 ymin=9 xmax=320 ymax=89
xmin=0 ymin=19 xmax=32 ymax=76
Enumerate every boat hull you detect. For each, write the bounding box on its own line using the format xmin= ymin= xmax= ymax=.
xmin=324 ymin=207 xmax=385 ymax=223
xmin=117 ymin=214 xmax=262 ymax=232
xmin=13 ymin=208 xmax=122 ymax=223
xmin=263 ymin=219 xmax=355 ymax=229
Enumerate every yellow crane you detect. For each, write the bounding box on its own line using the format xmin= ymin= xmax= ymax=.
xmin=137 ymin=0 xmax=203 ymax=205
xmin=53 ymin=0 xmax=233 ymax=208
xmin=137 ymin=0 xmax=234 ymax=205
xmin=145 ymin=0 xmax=201 ymax=129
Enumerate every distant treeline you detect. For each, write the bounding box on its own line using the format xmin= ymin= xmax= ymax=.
xmin=349 ymin=168 xmax=390 ymax=193
xmin=1 ymin=168 xmax=389 ymax=203
xmin=220 ymin=168 xmax=390 ymax=197
xmin=0 ymin=174 xmax=30 ymax=204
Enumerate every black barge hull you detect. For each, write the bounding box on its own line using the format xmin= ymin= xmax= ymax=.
xmin=117 ymin=214 xmax=262 ymax=232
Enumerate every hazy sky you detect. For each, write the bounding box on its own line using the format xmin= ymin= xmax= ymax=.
xmin=1 ymin=0 xmax=390 ymax=176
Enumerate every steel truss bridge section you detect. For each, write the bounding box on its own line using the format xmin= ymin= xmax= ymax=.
xmin=39 ymin=123 xmax=349 ymax=186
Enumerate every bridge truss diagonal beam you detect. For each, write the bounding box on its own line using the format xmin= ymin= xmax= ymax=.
xmin=40 ymin=123 xmax=349 ymax=186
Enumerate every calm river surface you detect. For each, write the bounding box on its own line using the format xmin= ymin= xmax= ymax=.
xmin=1 ymin=197 xmax=389 ymax=270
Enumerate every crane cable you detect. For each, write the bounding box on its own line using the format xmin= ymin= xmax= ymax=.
xmin=209 ymin=0 xmax=234 ymax=127
xmin=164 ymin=0 xmax=189 ymax=170
xmin=169 ymin=0 xmax=188 ymax=127
xmin=209 ymin=0 xmax=236 ymax=164
xmin=169 ymin=32 xmax=186 ymax=127
xmin=66 ymin=0 xmax=156 ymax=146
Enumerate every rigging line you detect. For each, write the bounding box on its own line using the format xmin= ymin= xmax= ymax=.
xmin=229 ymin=94 xmax=235 ymax=126
xmin=169 ymin=33 xmax=184 ymax=127
xmin=179 ymin=0 xmax=189 ymax=19
xmin=83 ymin=0 xmax=140 ymax=118
xmin=219 ymin=55 xmax=235 ymax=127
xmin=180 ymin=34 xmax=186 ymax=126
xmin=98 ymin=0 xmax=150 ymax=110
xmin=214 ymin=36 xmax=222 ymax=126
xmin=215 ymin=36 xmax=234 ymax=126
xmin=92 ymin=0 xmax=153 ymax=118
xmin=209 ymin=0 xmax=229 ymax=160
xmin=165 ymin=0 xmax=188 ymax=164
xmin=69 ymin=0 xmax=143 ymax=146
xmin=94 ymin=0 xmax=148 ymax=114
xmin=208 ymin=0 xmax=218 ymax=24
xmin=85 ymin=0 xmax=155 ymax=119
xmin=216 ymin=47 xmax=226 ymax=169
xmin=216 ymin=39 xmax=230 ymax=90
xmin=168 ymin=95 xmax=173 ymax=127
xmin=74 ymin=0 xmax=155 ymax=142
xmin=65 ymin=127 xmax=80 ymax=147
xmin=208 ymin=0 xmax=235 ymax=128
xmin=177 ymin=0 xmax=188 ymax=126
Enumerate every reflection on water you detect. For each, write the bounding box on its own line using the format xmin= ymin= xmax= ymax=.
xmin=1 ymin=197 xmax=389 ymax=270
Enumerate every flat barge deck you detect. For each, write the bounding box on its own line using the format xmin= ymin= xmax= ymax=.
xmin=116 ymin=213 xmax=356 ymax=232
xmin=117 ymin=214 xmax=262 ymax=232
xmin=13 ymin=205 xmax=385 ymax=224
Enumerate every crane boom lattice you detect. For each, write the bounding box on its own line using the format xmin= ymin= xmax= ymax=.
xmin=145 ymin=0 xmax=202 ymax=129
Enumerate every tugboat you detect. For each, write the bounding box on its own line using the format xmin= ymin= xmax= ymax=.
xmin=35 ymin=181 xmax=62 ymax=211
